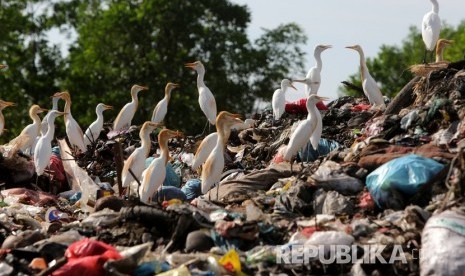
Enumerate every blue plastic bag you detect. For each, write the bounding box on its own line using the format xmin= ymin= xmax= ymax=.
xmin=181 ymin=179 xmax=202 ymax=201
xmin=366 ymin=154 xmax=444 ymax=209
xmin=152 ymin=186 xmax=187 ymax=202
xmin=298 ymin=138 xmax=341 ymax=162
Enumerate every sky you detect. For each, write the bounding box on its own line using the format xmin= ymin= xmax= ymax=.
xmin=230 ymin=0 xmax=465 ymax=102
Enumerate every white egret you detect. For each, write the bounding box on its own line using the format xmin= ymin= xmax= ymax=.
xmin=139 ymin=129 xmax=183 ymax=204
xmin=293 ymin=45 xmax=332 ymax=96
xmin=201 ymin=111 xmax=243 ymax=196
xmin=272 ymin=79 xmax=296 ymax=120
xmin=34 ymin=111 xmax=65 ymax=176
xmin=192 ymin=118 xmax=255 ymax=171
xmin=0 ymin=100 xmax=15 ymax=136
xmin=284 ymin=95 xmax=327 ymax=161
xmin=435 ymin=39 xmax=453 ymax=62
xmin=422 ymin=0 xmax=441 ymax=60
xmin=8 ymin=105 xmax=47 ymax=153
xmin=113 ymin=84 xmax=148 ymax=131
xmin=41 ymin=96 xmax=60 ymax=136
xmin=185 ymin=61 xmax=217 ymax=132
xmin=346 ymin=45 xmax=385 ymax=108
xmin=53 ymin=92 xmax=87 ymax=153
xmin=83 ymin=103 xmax=113 ymax=147
xmin=151 ymin=82 xmax=179 ymax=123
xmin=121 ymin=121 xmax=160 ymax=188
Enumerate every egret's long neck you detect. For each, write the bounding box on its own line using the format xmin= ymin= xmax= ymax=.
xmin=431 ymin=0 xmax=439 ymax=13
xmin=216 ymin=122 xmax=228 ymax=147
xmin=63 ymin=99 xmax=71 ymax=114
xmin=357 ymin=50 xmax=368 ymax=80
xmin=314 ymin=51 xmax=323 ymax=72
xmin=306 ymin=101 xmax=319 ymax=120
xmin=436 ymin=45 xmax=444 ymax=62
xmin=131 ymin=91 xmax=139 ymax=107
xmin=52 ymin=100 xmax=58 ymax=111
xmin=31 ymin=112 xmax=41 ymax=126
xmin=165 ymin=89 xmax=172 ymax=103
xmin=140 ymin=129 xmax=151 ymax=156
xmin=159 ymin=137 xmax=170 ymax=165
xmin=45 ymin=117 xmax=56 ymax=141
xmin=96 ymin=109 xmax=104 ymax=124
xmin=196 ymin=69 xmax=206 ymax=88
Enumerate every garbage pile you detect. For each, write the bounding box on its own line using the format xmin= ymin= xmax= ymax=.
xmin=1 ymin=65 xmax=465 ymax=275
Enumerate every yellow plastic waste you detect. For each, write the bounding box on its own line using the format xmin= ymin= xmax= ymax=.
xmin=218 ymin=249 xmax=246 ymax=275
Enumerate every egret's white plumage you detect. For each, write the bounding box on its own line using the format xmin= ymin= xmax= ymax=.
xmin=284 ymin=95 xmax=327 ymax=161
xmin=0 ymin=100 xmax=15 ymax=136
xmin=201 ymin=111 xmax=243 ymax=194
xmin=34 ymin=111 xmax=65 ymax=176
xmin=346 ymin=45 xmax=385 ymax=108
xmin=121 ymin=121 xmax=159 ymax=188
xmin=113 ymin=85 xmax=148 ymax=131
xmin=185 ymin=61 xmax=217 ymax=125
xmin=139 ymin=129 xmax=182 ymax=204
xmin=8 ymin=105 xmax=47 ymax=153
xmin=53 ymin=92 xmax=87 ymax=152
xmin=272 ymin=79 xmax=296 ymax=120
xmin=41 ymin=97 xmax=60 ymax=136
xmin=293 ymin=45 xmax=332 ymax=96
xmin=83 ymin=103 xmax=113 ymax=147
xmin=192 ymin=118 xmax=255 ymax=171
xmin=435 ymin=39 xmax=453 ymax=62
xmin=422 ymin=0 xmax=441 ymax=51
xmin=151 ymin=82 xmax=179 ymax=123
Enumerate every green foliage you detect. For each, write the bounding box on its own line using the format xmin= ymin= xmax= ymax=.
xmin=341 ymin=22 xmax=465 ymax=98
xmin=0 ymin=0 xmax=65 ymax=142
xmin=0 ymin=0 xmax=306 ymax=139
xmin=54 ymin=0 xmax=307 ymax=134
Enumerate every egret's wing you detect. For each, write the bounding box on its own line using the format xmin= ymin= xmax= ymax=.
xmin=363 ymin=76 xmax=385 ymax=107
xmin=201 ymin=152 xmax=223 ymax=194
xmin=151 ymin=100 xmax=167 ymax=123
xmin=192 ymin=132 xmax=218 ymax=170
xmin=199 ymin=87 xmax=217 ymax=125
xmin=272 ymin=89 xmax=285 ymax=120
xmin=113 ymin=102 xmax=134 ymax=130
xmin=122 ymin=154 xmax=136 ymax=187
xmin=422 ymin=12 xmax=441 ymax=50
xmin=284 ymin=120 xmax=313 ymax=161
xmin=307 ymin=67 xmax=321 ymax=95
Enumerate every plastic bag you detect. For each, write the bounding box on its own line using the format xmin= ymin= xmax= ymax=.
xmin=298 ymin=138 xmax=341 ymax=162
xmin=420 ymin=210 xmax=465 ymax=276
xmin=53 ymin=238 xmax=122 ymax=276
xmin=181 ymin=179 xmax=202 ymax=201
xmin=218 ymin=249 xmax=242 ymax=274
xmin=366 ymin=154 xmax=444 ymax=209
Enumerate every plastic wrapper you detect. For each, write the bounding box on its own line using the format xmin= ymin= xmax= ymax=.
xmin=366 ymin=154 xmax=444 ymax=209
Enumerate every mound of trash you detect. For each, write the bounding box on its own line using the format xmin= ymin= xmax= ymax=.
xmin=1 ymin=63 xmax=465 ymax=275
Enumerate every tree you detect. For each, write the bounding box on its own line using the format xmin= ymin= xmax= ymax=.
xmin=341 ymin=21 xmax=465 ymax=98
xmin=0 ymin=0 xmax=65 ymax=141
xmin=51 ymin=0 xmax=307 ymax=134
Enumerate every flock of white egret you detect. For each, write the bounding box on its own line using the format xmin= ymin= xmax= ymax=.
xmin=0 ymin=0 xmax=449 ymax=203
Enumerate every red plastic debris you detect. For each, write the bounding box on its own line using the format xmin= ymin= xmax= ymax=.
xmin=49 ymin=155 xmax=67 ymax=187
xmin=358 ymin=190 xmax=375 ymax=210
xmin=351 ymin=104 xmax=371 ymax=111
xmin=52 ymin=238 xmax=122 ymax=276
xmin=301 ymin=226 xmax=319 ymax=238
xmin=285 ymin=98 xmax=328 ymax=114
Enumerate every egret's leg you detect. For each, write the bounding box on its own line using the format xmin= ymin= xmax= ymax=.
xmin=422 ymin=49 xmax=427 ymax=64
xmin=201 ymin=120 xmax=209 ymax=137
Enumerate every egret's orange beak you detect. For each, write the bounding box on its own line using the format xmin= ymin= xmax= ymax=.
xmin=185 ymin=62 xmax=196 ymax=69
xmin=104 ymin=105 xmax=113 ymax=110
xmin=175 ymin=130 xmax=184 ymax=138
xmin=292 ymin=79 xmax=306 ymax=84
xmin=3 ymin=101 xmax=15 ymax=107
xmin=346 ymin=45 xmax=357 ymax=50
xmin=289 ymin=83 xmax=297 ymax=90
xmin=56 ymin=111 xmax=67 ymax=116
xmin=172 ymin=83 xmax=180 ymax=88
xmin=316 ymin=96 xmax=329 ymax=101
xmin=39 ymin=108 xmax=48 ymax=113
xmin=0 ymin=65 xmax=8 ymax=70
xmin=140 ymin=86 xmax=149 ymax=91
